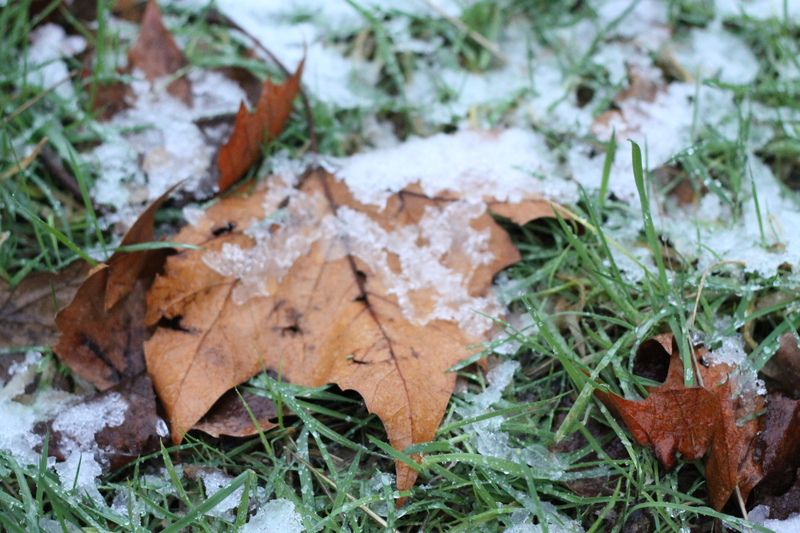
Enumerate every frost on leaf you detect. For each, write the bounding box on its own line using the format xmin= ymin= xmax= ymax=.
xmin=144 ymin=167 xmax=552 ymax=494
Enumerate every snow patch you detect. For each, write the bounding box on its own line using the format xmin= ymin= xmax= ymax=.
xmin=242 ymin=498 xmax=304 ymax=533
xmin=669 ymin=22 xmax=760 ymax=85
xmin=592 ymin=0 xmax=671 ymax=50
xmin=749 ymin=505 xmax=800 ymax=533
xmin=55 ymin=451 xmax=105 ymax=503
xmin=491 ymin=312 xmax=537 ymax=356
xmin=336 ymin=129 xmax=570 ymax=209
xmin=199 ymin=469 xmax=244 ymax=520
xmin=25 ymin=24 xmax=86 ymax=101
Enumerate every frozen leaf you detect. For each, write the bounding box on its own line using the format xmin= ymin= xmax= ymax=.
xmin=127 ymin=0 xmax=191 ymax=105
xmin=0 ymin=261 xmax=90 ymax=350
xmin=595 ymin=334 xmax=765 ymax=510
xmin=53 ymin=185 xmax=178 ymax=389
xmin=144 ymin=168 xmax=546 ymax=494
xmin=216 ymin=61 xmax=304 ymax=194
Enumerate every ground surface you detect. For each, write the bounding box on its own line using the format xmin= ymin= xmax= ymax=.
xmin=2 ymin=0 xmax=800 ymax=531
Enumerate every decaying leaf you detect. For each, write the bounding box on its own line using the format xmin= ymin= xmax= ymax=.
xmin=216 ymin=60 xmax=304 ymax=194
xmin=36 ymin=373 xmax=165 ymax=471
xmin=144 ymin=167 xmax=551 ymax=492
xmin=0 ymin=260 xmax=91 ymax=350
xmin=761 ymin=332 xmax=800 ymax=398
xmin=86 ymin=75 xmax=133 ymax=122
xmin=127 ymin=0 xmax=192 ymax=105
xmin=751 ymin=393 xmax=800 ymax=520
xmin=595 ymin=334 xmax=765 ymax=510
xmin=53 ymin=185 xmax=177 ymax=389
xmin=193 ymin=389 xmax=280 ymax=438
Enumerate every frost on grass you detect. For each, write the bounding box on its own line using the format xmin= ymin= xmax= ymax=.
xmin=506 ymin=502 xmax=586 ymax=533
xmin=366 ymin=471 xmax=397 ymax=518
xmin=242 ymin=498 xmax=304 ymax=533
xmin=457 ymin=360 xmax=568 ymax=479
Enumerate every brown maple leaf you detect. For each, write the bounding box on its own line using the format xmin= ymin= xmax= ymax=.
xmin=127 ymin=0 xmax=192 ymax=105
xmin=216 ymin=60 xmax=304 ymax=194
xmin=143 ymin=167 xmax=555 ymax=494
xmin=595 ymin=334 xmax=765 ymax=510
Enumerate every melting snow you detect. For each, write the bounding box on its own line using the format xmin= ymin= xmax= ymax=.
xmin=199 ymin=469 xmax=245 ymax=520
xmin=336 ymin=129 xmax=568 ymax=208
xmin=749 ymin=505 xmax=800 ymax=533
xmin=242 ymin=498 xmax=305 ymax=533
xmin=669 ymin=21 xmax=760 ymax=85
xmin=202 ymin=171 xmax=507 ymax=335
xmin=0 ymin=353 xmax=130 ymax=502
xmin=365 ymin=471 xmax=397 ymax=517
xmin=25 ymin=24 xmax=86 ymax=101
xmin=456 ymin=360 xmax=568 ymax=479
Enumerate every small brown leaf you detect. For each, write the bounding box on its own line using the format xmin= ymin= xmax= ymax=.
xmin=83 ymin=64 xmax=133 ymax=122
xmin=595 ymin=334 xmax=765 ymax=510
xmin=127 ymin=0 xmax=192 ymax=105
xmin=216 ymin=60 xmax=304 ymax=193
xmin=754 ymin=394 xmax=800 ymax=497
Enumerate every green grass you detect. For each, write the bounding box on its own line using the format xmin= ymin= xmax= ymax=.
xmin=2 ymin=0 xmax=800 ymax=531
